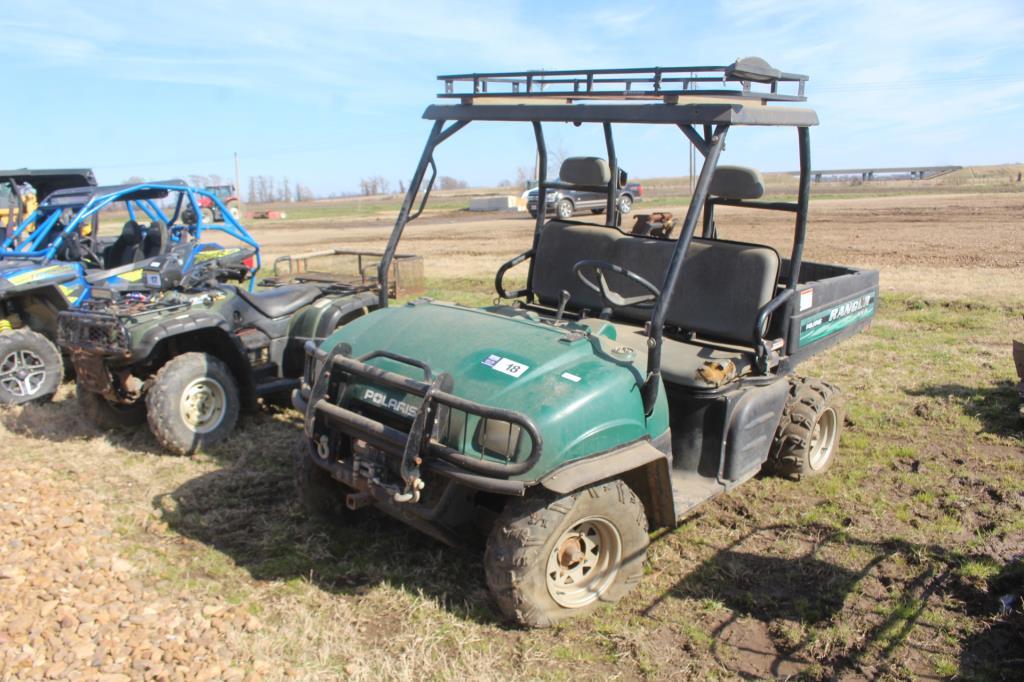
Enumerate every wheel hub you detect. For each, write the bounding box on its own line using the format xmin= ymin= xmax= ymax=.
xmin=807 ymin=407 xmax=838 ymax=470
xmin=179 ymin=377 xmax=227 ymax=433
xmin=0 ymin=349 xmax=47 ymax=397
xmin=546 ymin=516 xmax=622 ymax=609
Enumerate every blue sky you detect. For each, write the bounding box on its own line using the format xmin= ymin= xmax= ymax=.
xmin=3 ymin=0 xmax=1022 ymax=195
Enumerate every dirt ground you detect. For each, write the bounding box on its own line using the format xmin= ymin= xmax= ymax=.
xmin=1 ymin=189 xmax=1022 ymax=680
xmin=249 ymin=191 xmax=1024 ymax=303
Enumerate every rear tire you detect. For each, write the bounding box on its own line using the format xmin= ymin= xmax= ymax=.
xmin=768 ymin=377 xmax=844 ymax=480
xmin=0 ymin=329 xmax=63 ymax=405
xmin=76 ymin=383 xmax=146 ymax=429
xmin=617 ymin=194 xmax=633 ymax=214
xmin=485 ymin=479 xmax=648 ymax=627
xmin=555 ymin=199 xmax=574 ymax=220
xmin=146 ymin=352 xmax=240 ymax=455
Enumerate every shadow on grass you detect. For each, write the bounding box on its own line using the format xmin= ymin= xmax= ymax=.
xmin=959 ymin=558 xmax=1024 ymax=680
xmin=646 ymin=523 xmax=1020 ymax=680
xmin=905 ymin=381 xmax=1022 ymax=438
xmin=155 ymin=433 xmax=502 ymax=627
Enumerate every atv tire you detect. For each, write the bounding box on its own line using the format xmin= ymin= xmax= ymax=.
xmin=768 ymin=376 xmax=844 ymax=480
xmin=485 ymin=479 xmax=648 ymax=628
xmin=76 ymin=383 xmax=146 ymax=429
xmin=146 ymin=352 xmax=239 ymax=455
xmin=0 ymin=329 xmax=63 ymax=405
xmin=293 ymin=441 xmax=351 ymax=520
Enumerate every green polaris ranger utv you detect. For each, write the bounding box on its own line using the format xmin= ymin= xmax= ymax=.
xmin=294 ymin=58 xmax=879 ymax=627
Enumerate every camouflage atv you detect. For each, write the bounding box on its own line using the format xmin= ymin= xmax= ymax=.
xmin=58 ymin=241 xmax=381 ymax=455
xmin=0 ymin=179 xmax=251 ymax=404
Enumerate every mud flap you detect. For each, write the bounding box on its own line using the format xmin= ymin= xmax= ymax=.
xmin=722 ymin=379 xmax=789 ymax=482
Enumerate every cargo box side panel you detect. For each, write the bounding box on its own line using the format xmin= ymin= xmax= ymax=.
xmin=786 ymin=268 xmax=879 ymax=366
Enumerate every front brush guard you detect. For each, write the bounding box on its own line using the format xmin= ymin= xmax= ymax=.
xmin=302 ymin=341 xmax=543 ymax=489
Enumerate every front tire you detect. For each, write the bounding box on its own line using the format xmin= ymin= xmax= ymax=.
xmin=485 ymin=479 xmax=648 ymax=627
xmin=0 ymin=329 xmax=63 ymax=405
xmin=617 ymin=194 xmax=633 ymax=214
xmin=76 ymin=383 xmax=146 ymax=429
xmin=146 ymin=352 xmax=240 ymax=455
xmin=293 ymin=441 xmax=351 ymax=520
xmin=768 ymin=377 xmax=844 ymax=479
xmin=555 ymin=198 xmax=574 ymax=220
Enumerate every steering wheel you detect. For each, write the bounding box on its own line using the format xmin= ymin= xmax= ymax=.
xmin=572 ymin=259 xmax=661 ymax=309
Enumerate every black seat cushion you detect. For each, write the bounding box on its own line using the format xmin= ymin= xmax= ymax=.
xmin=531 ymin=221 xmax=779 ymax=346
xmin=235 ymin=284 xmax=321 ymax=318
xmin=104 ymin=220 xmax=145 ymax=268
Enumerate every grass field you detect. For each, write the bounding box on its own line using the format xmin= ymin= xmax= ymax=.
xmin=2 ymin=185 xmax=1023 ymax=680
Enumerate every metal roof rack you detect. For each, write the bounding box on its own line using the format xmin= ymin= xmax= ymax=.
xmin=438 ymin=57 xmax=807 ymax=104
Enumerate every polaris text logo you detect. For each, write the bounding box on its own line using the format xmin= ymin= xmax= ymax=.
xmin=362 ymin=388 xmax=418 ymax=418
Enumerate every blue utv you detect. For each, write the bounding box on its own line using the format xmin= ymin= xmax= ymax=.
xmin=0 ymin=180 xmax=260 ymax=404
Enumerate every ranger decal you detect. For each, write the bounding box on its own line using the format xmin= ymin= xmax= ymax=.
xmin=798 ymin=292 xmax=876 ymax=347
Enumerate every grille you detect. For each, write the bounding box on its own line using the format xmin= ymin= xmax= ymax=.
xmin=57 ymin=312 xmax=131 ymax=355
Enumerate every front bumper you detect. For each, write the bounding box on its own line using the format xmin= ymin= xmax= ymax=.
xmin=297 ymin=341 xmax=542 ymax=497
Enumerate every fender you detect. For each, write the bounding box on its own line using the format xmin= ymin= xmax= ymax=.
xmin=290 ymin=290 xmax=381 ymax=343
xmin=538 ymin=435 xmax=676 ymax=528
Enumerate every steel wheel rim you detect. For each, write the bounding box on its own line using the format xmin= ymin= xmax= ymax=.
xmin=618 ymin=195 xmax=632 ymax=213
xmin=0 ymin=349 xmax=47 ymax=397
xmin=546 ymin=516 xmax=621 ymax=608
xmin=808 ymin=407 xmax=838 ymax=470
xmin=558 ymin=201 xmax=573 ymax=219
xmin=179 ymin=377 xmax=227 ymax=433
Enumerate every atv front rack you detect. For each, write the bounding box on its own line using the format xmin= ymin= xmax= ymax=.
xmin=300 ymin=342 xmax=543 ymax=492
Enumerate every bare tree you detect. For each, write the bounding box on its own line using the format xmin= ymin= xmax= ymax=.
xmin=515 ymin=166 xmax=534 ymax=188
xmin=438 ymin=176 xmax=469 ymax=190
xmin=295 ymin=184 xmax=315 ymax=201
xmin=281 ymin=177 xmax=292 ymax=202
xmin=248 ymin=177 xmax=257 ymax=203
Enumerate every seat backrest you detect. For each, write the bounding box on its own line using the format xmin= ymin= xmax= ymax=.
xmin=531 ymin=221 xmax=780 ymax=345
xmin=104 ymin=220 xmax=144 ymax=268
xmin=142 ymin=220 xmax=168 ymax=258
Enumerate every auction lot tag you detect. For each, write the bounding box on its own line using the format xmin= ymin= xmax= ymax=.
xmin=482 ymin=354 xmax=529 ymax=377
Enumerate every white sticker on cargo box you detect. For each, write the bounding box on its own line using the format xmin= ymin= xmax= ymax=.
xmin=799 ymin=288 xmax=814 ymax=312
xmin=561 ymin=372 xmax=581 ymax=383
xmin=481 ymin=354 xmax=529 ymax=378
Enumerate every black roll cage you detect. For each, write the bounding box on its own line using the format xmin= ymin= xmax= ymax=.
xmin=375 ymin=60 xmax=816 ymax=414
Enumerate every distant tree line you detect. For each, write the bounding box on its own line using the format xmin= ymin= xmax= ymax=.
xmin=247 ymin=176 xmax=314 ymax=203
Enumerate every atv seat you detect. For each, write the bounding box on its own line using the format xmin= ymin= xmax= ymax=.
xmin=531 ymin=220 xmax=780 ymax=388
xmin=234 ymin=284 xmax=321 ymax=318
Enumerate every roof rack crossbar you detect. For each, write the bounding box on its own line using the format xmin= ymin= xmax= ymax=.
xmin=438 ymin=59 xmax=807 ymax=103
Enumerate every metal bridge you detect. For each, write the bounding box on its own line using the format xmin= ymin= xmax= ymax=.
xmin=791 ymin=166 xmax=962 ymax=182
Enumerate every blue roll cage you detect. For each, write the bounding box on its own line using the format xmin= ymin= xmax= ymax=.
xmin=0 ymin=183 xmax=262 ymax=288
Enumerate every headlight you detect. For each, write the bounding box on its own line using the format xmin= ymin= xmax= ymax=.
xmin=476 ymin=418 xmax=522 ymax=460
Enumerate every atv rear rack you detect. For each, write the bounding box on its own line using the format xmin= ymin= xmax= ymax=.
xmin=439 ymin=58 xmax=808 ymax=103
xmin=300 ymin=342 xmax=543 ymax=485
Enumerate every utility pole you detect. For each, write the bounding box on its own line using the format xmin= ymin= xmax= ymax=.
xmin=234 ymin=152 xmax=242 ymax=211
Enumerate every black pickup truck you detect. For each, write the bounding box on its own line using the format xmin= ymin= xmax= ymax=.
xmin=527 ymin=176 xmax=642 ymax=219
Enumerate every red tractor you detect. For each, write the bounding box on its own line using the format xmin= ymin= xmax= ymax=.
xmin=182 ymin=184 xmax=239 ymax=224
